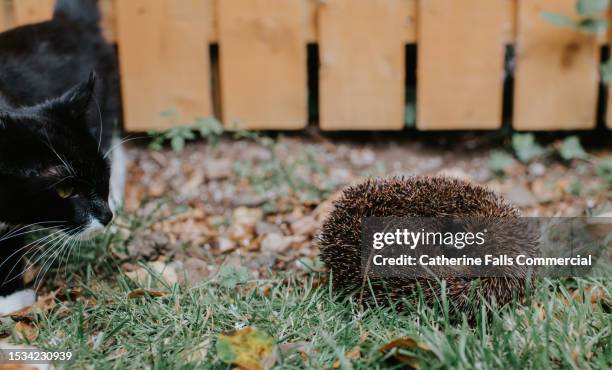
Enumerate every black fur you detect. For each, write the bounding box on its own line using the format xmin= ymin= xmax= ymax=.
xmin=0 ymin=0 xmax=120 ymax=300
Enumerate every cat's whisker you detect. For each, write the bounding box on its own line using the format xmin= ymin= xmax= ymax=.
xmin=16 ymin=229 xmax=69 ymax=278
xmin=51 ymin=227 xmax=83 ymax=284
xmin=42 ymin=134 xmax=76 ymax=176
xmin=0 ymin=228 xmax=66 ymax=273
xmin=0 ymin=221 xmax=62 ymax=242
xmin=103 ymin=135 xmax=146 ymax=159
xmin=51 ymin=237 xmax=71 ymax=286
xmin=32 ymin=227 xmax=78 ymax=289
xmin=34 ymin=225 xmax=84 ymax=289
xmin=3 ymin=228 xmax=69 ymax=287
xmin=0 ymin=225 xmax=59 ymax=244
xmin=93 ymin=95 xmax=104 ymax=154
xmin=60 ymin=227 xmax=84 ymax=280
xmin=47 ymin=175 xmax=76 ymax=190
xmin=34 ymin=236 xmax=68 ymax=290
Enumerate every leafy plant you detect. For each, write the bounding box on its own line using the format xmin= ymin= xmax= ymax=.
xmin=217 ymin=264 xmax=250 ymax=289
xmin=559 ymin=136 xmax=589 ymax=161
xmin=512 ymin=133 xmax=547 ymax=163
xmin=405 ymin=86 xmax=417 ymax=128
xmin=149 ymin=111 xmax=223 ymax=152
xmin=596 ymin=157 xmax=612 ymax=184
xmin=488 ymin=150 xmax=516 ymax=174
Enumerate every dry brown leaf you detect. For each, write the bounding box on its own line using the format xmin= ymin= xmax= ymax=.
xmin=535 ymin=303 xmax=546 ymax=321
xmin=232 ymin=207 xmax=263 ymax=228
xmin=585 ymin=213 xmax=612 ymax=242
xmin=571 ymin=285 xmax=608 ymax=306
xmin=332 ymin=346 xmax=361 ymax=368
xmin=379 ymin=337 xmax=430 ymax=369
xmin=6 ymin=288 xmax=77 ymax=321
xmin=54 ymin=287 xmax=82 ymax=302
xmin=359 ymin=331 xmax=369 ymax=342
xmin=290 ymin=216 xmax=318 ymax=236
xmin=14 ymin=322 xmax=38 ymax=342
xmin=125 ymin=261 xmax=178 ymax=287
xmin=218 ymin=237 xmax=237 ymax=252
xmin=260 ymin=233 xmax=292 ymax=253
xmin=22 ymin=266 xmax=40 ymax=286
xmin=277 ymin=341 xmax=309 ymax=357
xmin=127 ymin=288 xmax=167 ymax=299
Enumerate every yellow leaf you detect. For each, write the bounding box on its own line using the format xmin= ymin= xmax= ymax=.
xmin=14 ymin=322 xmax=38 ymax=342
xmin=216 ymin=327 xmax=276 ymax=370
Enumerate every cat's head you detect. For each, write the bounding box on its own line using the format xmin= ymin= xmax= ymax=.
xmin=0 ymin=72 xmax=113 ymax=240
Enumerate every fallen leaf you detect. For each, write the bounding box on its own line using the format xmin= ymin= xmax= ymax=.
xmin=379 ymin=337 xmax=429 ymax=368
xmin=216 ymin=327 xmax=276 ymax=370
xmin=180 ymin=258 xmax=213 ymax=285
xmin=178 ymin=339 xmax=210 ymax=364
xmin=359 ymin=331 xmax=369 ymax=342
xmin=127 ymin=288 xmax=167 ymax=299
xmin=571 ymin=285 xmax=608 ymax=306
xmin=218 ymin=237 xmax=237 ymax=252
xmin=204 ymin=158 xmax=233 ymax=180
xmin=6 ymin=289 xmax=70 ymax=321
xmin=437 ymin=167 xmax=472 ymax=182
xmin=332 ymin=346 xmax=361 ymax=368
xmin=277 ymin=341 xmax=309 ymax=357
xmin=232 ymin=207 xmax=263 ymax=228
xmin=14 ymin=322 xmax=38 ymax=342
xmin=260 ymin=233 xmax=292 ymax=253
xmin=125 ymin=261 xmax=179 ymax=287
xmin=290 ymin=216 xmax=318 ymax=236
xmin=585 ymin=213 xmax=612 ymax=242
xmin=531 ymin=178 xmax=563 ymax=203
xmin=22 ymin=266 xmax=40 ymax=286
xmin=503 ymin=185 xmax=538 ymax=207
xmin=54 ymin=287 xmax=82 ymax=302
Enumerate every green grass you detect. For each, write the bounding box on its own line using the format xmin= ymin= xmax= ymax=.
xmin=2 ymin=205 xmax=611 ymax=369
xmin=4 ymin=230 xmax=611 ymax=369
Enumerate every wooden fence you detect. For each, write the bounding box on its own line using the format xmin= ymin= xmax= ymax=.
xmin=1 ymin=0 xmax=611 ymax=131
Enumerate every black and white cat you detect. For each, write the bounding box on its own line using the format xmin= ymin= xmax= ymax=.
xmin=0 ymin=0 xmax=124 ymax=314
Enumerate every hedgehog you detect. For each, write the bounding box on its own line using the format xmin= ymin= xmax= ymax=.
xmin=317 ymin=176 xmax=538 ymax=314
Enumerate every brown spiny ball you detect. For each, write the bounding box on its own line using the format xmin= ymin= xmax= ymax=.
xmin=317 ymin=176 xmax=535 ymax=313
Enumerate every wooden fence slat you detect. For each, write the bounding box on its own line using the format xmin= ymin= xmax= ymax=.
xmin=115 ymin=0 xmax=212 ymax=131
xmin=318 ymin=0 xmax=408 ymax=130
xmin=0 ymin=1 xmax=11 ymax=32
xmin=218 ymin=0 xmax=307 ymax=130
xmin=12 ymin=0 xmax=54 ymax=26
xmin=417 ymin=0 xmax=507 ymax=130
xmin=514 ymin=0 xmax=599 ymax=130
xmin=99 ymin=0 xmax=116 ymax=42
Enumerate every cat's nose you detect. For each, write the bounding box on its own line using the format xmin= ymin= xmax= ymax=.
xmin=98 ymin=208 xmax=114 ymax=226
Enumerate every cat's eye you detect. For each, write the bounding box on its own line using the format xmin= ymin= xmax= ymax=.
xmin=56 ymin=186 xmax=76 ymax=199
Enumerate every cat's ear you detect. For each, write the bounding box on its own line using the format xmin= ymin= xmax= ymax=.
xmin=57 ymin=71 xmax=96 ymax=118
